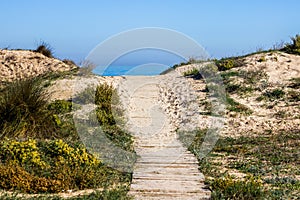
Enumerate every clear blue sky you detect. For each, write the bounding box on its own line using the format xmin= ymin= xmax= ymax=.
xmin=1 ymin=0 xmax=299 ymax=65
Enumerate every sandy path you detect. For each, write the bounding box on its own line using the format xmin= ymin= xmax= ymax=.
xmin=118 ymin=75 xmax=210 ymax=200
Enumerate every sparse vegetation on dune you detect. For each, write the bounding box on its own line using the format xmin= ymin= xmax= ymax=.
xmin=177 ymin=41 xmax=300 ymax=198
xmin=178 ymin=128 xmax=300 ymax=199
xmin=283 ymin=34 xmax=300 ymax=55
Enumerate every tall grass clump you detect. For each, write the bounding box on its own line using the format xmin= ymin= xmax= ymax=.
xmin=0 ymin=78 xmax=58 ymax=139
xmin=34 ymin=42 xmax=54 ymax=58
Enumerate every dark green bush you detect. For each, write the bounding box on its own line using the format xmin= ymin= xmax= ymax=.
xmin=35 ymin=42 xmax=54 ymax=58
xmin=215 ymin=58 xmax=245 ymax=71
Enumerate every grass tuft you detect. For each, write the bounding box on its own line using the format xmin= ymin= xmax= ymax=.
xmin=0 ymin=78 xmax=59 ymax=139
xmin=34 ymin=42 xmax=54 ymax=58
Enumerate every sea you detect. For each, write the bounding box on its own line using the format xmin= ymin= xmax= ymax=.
xmin=92 ymin=64 xmax=171 ymax=76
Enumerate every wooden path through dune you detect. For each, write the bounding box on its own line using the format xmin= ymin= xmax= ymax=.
xmin=118 ymin=76 xmax=210 ymax=200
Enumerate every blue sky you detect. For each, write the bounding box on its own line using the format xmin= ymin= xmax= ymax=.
xmin=1 ymin=0 xmax=299 ymax=67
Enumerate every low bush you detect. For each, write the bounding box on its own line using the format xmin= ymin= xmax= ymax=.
xmin=0 ymin=139 xmax=47 ymax=170
xmin=283 ymin=34 xmax=300 ymax=55
xmin=215 ymin=58 xmax=245 ymax=71
xmin=287 ymin=90 xmax=300 ymax=102
xmin=183 ymin=68 xmax=200 ymax=77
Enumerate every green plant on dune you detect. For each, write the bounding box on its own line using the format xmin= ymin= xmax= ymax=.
xmin=94 ymin=83 xmax=134 ymax=153
xmin=256 ymin=88 xmax=285 ymax=102
xmin=210 ymin=175 xmax=266 ymax=200
xmin=283 ymin=34 xmax=300 ymax=55
xmin=183 ymin=68 xmax=200 ymax=77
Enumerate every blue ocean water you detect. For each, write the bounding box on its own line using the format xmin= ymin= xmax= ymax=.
xmin=93 ymin=64 xmax=170 ymax=76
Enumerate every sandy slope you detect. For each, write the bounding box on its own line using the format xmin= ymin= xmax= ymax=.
xmin=0 ymin=49 xmax=76 ymax=82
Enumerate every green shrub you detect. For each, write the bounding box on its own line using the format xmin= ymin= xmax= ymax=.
xmin=34 ymin=42 xmax=54 ymax=58
xmin=0 ymin=80 xmax=134 ymax=196
xmin=215 ymin=57 xmax=245 ymax=71
xmin=0 ymin=78 xmax=58 ymax=139
xmin=47 ymin=100 xmax=74 ymax=114
xmin=210 ymin=175 xmax=266 ymax=200
xmin=94 ymin=83 xmax=134 ymax=152
xmin=216 ymin=59 xmax=234 ymax=71
xmin=183 ymin=68 xmax=200 ymax=77
xmin=95 ymin=83 xmax=122 ymax=126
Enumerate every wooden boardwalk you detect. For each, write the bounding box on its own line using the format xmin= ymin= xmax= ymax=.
xmin=118 ymin=76 xmax=210 ymax=200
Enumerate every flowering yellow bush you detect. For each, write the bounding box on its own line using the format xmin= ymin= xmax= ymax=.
xmin=46 ymin=139 xmax=100 ymax=167
xmin=0 ymin=139 xmax=107 ymax=193
xmin=0 ymin=139 xmax=47 ymax=169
